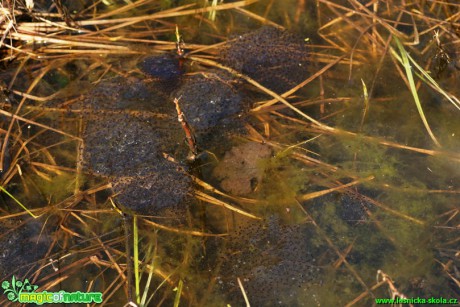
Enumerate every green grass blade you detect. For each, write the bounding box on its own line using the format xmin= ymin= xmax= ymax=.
xmin=173 ymin=279 xmax=184 ymax=307
xmin=406 ymin=52 xmax=460 ymax=111
xmin=360 ymin=78 xmax=370 ymax=129
xmin=0 ymin=185 xmax=38 ymax=218
xmin=390 ymin=42 xmax=460 ymax=111
xmin=145 ymin=271 xmax=175 ymax=306
xmin=393 ymin=36 xmax=441 ymax=147
xmin=133 ymin=215 xmax=140 ymax=305
xmin=140 ymin=244 xmax=155 ymax=307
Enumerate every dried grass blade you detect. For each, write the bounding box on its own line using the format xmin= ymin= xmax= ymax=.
xmin=299 ymin=176 xmax=374 ymax=201
xmin=143 ymin=219 xmax=227 ymax=237
xmin=195 ymin=190 xmax=261 ymax=220
xmin=188 ymin=56 xmax=333 ymax=130
xmin=253 ymin=55 xmax=346 ymax=110
xmin=192 ymin=176 xmax=263 ymax=205
xmin=0 ymin=109 xmax=82 ymax=141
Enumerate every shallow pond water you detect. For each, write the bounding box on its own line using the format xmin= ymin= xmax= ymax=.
xmin=0 ymin=0 xmax=459 ymax=306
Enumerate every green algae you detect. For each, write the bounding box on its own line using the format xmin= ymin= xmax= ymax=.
xmin=36 ymin=172 xmax=77 ymax=203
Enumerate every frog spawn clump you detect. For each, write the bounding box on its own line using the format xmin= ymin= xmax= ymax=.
xmin=172 ymin=74 xmax=242 ymax=132
xmin=213 ymin=218 xmax=323 ymax=307
xmin=222 ymin=26 xmax=310 ymax=94
xmin=82 ymin=26 xmax=311 ymax=231
xmin=81 ymin=65 xmax=247 ymax=216
xmin=0 ymin=219 xmax=51 ymax=278
xmin=81 ymin=76 xmax=192 ymax=217
xmin=111 ymin=163 xmax=192 ymax=217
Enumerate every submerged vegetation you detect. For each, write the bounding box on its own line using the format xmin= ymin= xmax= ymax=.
xmin=0 ymin=0 xmax=459 ymax=306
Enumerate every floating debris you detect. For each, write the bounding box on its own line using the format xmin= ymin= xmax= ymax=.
xmin=173 ymin=97 xmax=198 ymax=160
xmin=213 ymin=142 xmax=273 ymax=196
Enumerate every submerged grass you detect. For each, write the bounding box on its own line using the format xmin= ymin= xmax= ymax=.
xmin=133 ymin=215 xmax=140 ymax=305
xmin=173 ymin=279 xmax=183 ymax=307
xmin=0 ymin=184 xmax=37 ymax=218
xmin=393 ymin=35 xmax=440 ymax=147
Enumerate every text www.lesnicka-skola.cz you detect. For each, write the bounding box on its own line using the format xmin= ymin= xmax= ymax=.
xmin=375 ymin=297 xmax=458 ymax=305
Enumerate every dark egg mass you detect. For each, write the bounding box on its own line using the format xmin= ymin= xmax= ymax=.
xmin=138 ymin=53 xmax=183 ymax=81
